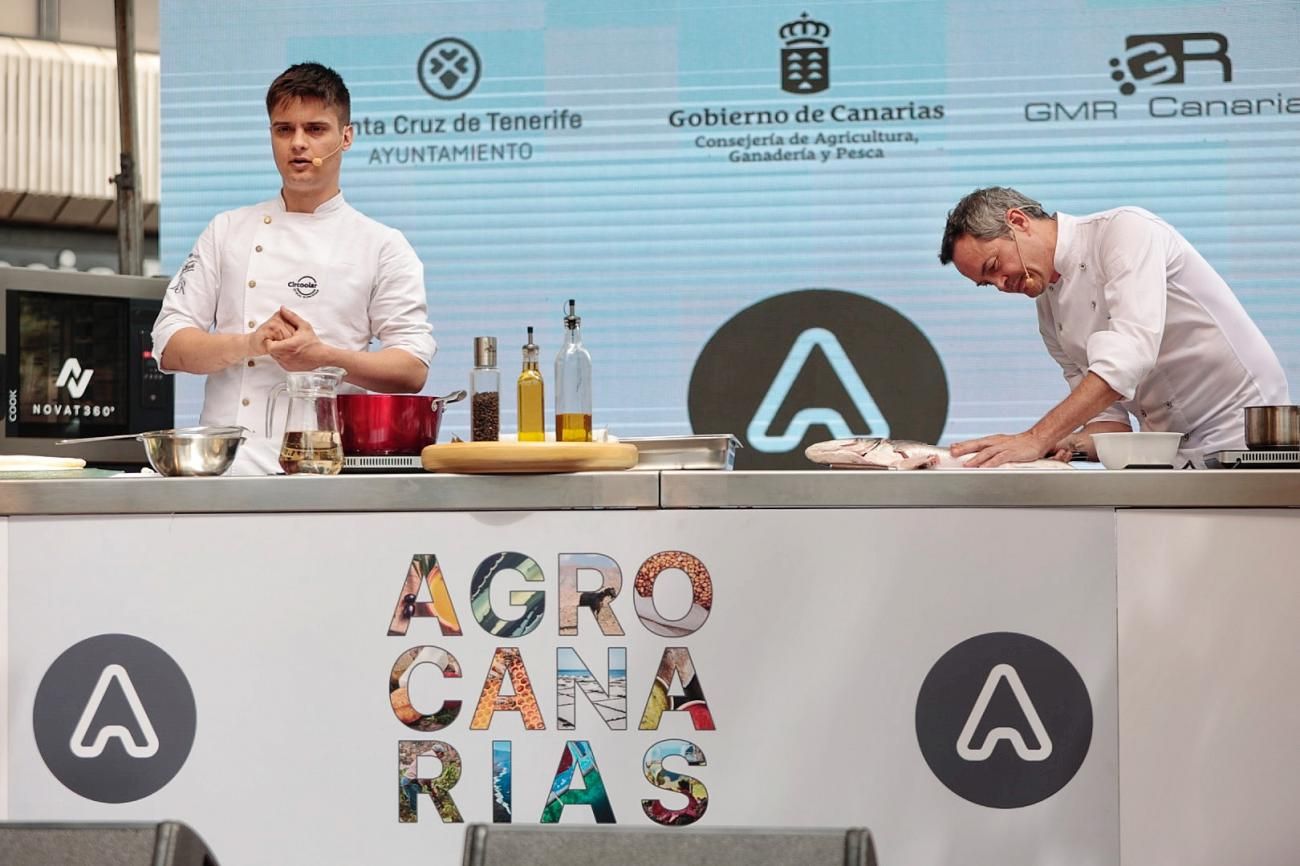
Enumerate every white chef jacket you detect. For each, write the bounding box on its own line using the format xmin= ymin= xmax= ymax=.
xmin=1037 ymin=208 xmax=1289 ymax=464
xmin=152 ymin=193 xmax=436 ymax=474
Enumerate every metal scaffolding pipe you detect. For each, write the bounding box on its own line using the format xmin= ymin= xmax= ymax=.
xmin=112 ymin=0 xmax=143 ymax=275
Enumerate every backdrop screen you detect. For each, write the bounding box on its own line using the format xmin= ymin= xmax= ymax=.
xmin=161 ymin=0 xmax=1300 ymax=467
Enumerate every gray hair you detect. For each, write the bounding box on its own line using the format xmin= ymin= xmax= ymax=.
xmin=938 ymin=187 xmax=1053 ymax=264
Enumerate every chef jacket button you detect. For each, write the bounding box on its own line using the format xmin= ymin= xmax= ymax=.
xmin=255 ymin=245 xmax=263 ymax=252
xmin=241 ymin=398 xmax=251 ymax=407
xmin=1165 ymin=400 xmax=1173 ymax=408
xmin=263 ymin=216 xmax=272 ymax=224
xmin=248 ymin=320 xmax=256 ymax=329
xmin=248 ymin=279 xmax=256 ymax=288
xmin=1080 ymin=263 xmax=1087 ymax=271
xmin=1090 ymin=301 xmax=1097 ymax=310
xmin=247 ymin=359 xmax=255 ymax=367
xmin=1058 ymin=323 xmax=1064 ymax=332
xmin=1140 ymin=410 xmax=1148 ymax=418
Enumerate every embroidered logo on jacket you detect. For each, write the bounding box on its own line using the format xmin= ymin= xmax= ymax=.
xmin=288 ymin=275 xmax=320 ymax=298
xmin=169 ymin=254 xmax=198 ymax=294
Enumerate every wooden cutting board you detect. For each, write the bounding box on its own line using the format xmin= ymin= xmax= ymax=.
xmin=421 ymin=441 xmax=639 ymax=474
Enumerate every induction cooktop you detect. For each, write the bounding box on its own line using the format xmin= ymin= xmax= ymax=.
xmin=341 ymin=454 xmax=424 ymax=473
xmin=1206 ymin=449 xmax=1300 ymax=469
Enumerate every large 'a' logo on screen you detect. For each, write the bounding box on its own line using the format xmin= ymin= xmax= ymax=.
xmin=746 ymin=328 xmax=889 ymax=451
xmin=688 ymin=290 xmax=948 ymax=469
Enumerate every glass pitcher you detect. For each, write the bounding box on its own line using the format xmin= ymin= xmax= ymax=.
xmin=265 ymin=366 xmax=347 ymax=475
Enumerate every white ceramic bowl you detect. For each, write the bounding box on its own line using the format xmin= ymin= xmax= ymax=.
xmin=1091 ymin=431 xmax=1183 ymax=469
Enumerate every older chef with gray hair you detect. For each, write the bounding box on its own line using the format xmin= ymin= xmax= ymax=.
xmin=939 ymin=186 xmax=1288 ymax=467
xmin=152 ymin=62 xmax=435 ymax=474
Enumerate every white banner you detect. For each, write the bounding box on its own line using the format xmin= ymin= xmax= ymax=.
xmin=6 ymin=509 xmax=1116 ymax=864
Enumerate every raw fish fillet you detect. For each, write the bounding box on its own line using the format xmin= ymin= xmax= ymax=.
xmin=804 ymin=438 xmax=1071 ymax=470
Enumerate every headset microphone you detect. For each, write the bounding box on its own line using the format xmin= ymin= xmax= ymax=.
xmin=311 ymin=138 xmax=346 ymax=167
xmin=1008 ymin=214 xmax=1032 ymax=291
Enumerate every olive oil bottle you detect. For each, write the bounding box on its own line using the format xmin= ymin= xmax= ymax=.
xmin=517 ymin=326 xmax=545 ymax=441
xmin=554 ymin=299 xmax=592 ymax=442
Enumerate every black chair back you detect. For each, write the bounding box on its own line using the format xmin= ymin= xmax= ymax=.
xmin=462 ymin=824 xmax=878 ymax=866
xmin=0 ymin=821 xmax=218 ymax=866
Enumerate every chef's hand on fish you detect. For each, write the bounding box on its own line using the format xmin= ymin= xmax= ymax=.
xmin=950 ymin=431 xmax=1061 ymax=468
xmin=266 ymin=306 xmax=332 ymax=371
xmin=804 ymin=438 xmax=1072 ymax=470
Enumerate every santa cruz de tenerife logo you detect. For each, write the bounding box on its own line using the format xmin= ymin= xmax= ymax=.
xmin=780 ymin=12 xmax=830 ymax=94
xmin=688 ymin=290 xmax=947 ymax=470
xmin=34 ymin=634 xmax=197 ymax=803
xmin=915 ymin=632 xmax=1093 ymax=808
xmin=418 ymin=37 xmax=482 ymax=101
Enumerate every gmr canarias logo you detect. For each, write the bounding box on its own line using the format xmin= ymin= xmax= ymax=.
xmin=688 ymin=290 xmax=948 ymax=469
xmin=55 ymin=357 xmax=94 ymax=399
xmin=1109 ymin=32 xmax=1230 ymax=95
xmin=34 ymin=634 xmax=196 ymax=803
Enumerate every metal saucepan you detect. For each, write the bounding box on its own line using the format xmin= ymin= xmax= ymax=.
xmin=337 ymin=390 xmax=466 ymax=456
xmin=1244 ymin=404 xmax=1300 ymax=450
xmin=57 ymin=426 xmax=248 ymax=476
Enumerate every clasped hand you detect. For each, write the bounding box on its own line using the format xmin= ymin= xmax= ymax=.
xmin=248 ymin=306 xmax=330 ymax=371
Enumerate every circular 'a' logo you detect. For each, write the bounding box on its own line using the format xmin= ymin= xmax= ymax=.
xmin=688 ymin=290 xmax=947 ymax=469
xmin=33 ymin=634 xmax=197 ymax=803
xmin=418 ymin=38 xmax=482 ymax=101
xmin=915 ymin=632 xmax=1092 ymax=808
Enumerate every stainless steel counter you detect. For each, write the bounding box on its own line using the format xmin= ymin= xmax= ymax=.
xmin=1 ymin=468 xmax=1297 ymax=516
xmin=0 ymin=471 xmax=660 ymax=515
xmin=659 ymin=469 xmax=1300 ymax=508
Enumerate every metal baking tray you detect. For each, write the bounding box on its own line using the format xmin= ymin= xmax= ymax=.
xmin=619 ymin=435 xmax=740 ymax=470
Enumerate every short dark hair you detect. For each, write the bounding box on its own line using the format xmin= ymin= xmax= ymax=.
xmin=266 ymin=62 xmax=351 ymax=125
xmin=938 ymin=186 xmax=1053 ymax=264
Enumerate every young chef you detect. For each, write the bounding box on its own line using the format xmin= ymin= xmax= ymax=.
xmin=152 ymin=62 xmax=436 ymax=474
xmin=939 ymin=186 xmax=1290 ymax=467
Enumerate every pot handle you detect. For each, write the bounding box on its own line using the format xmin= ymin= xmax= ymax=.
xmin=54 ymin=432 xmax=150 ymax=445
xmin=430 ymin=388 xmax=468 ymax=410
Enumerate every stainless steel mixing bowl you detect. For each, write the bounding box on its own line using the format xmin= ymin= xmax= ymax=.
xmin=139 ymin=426 xmax=247 ymax=476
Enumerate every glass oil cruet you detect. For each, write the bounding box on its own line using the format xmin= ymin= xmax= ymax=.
xmin=517 ymin=326 xmax=545 ymax=441
xmin=266 ymin=366 xmax=347 ymax=475
xmin=554 ymin=299 xmax=592 ymax=442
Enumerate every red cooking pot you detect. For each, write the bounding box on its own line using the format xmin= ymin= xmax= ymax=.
xmin=338 ymin=390 xmax=466 ymax=456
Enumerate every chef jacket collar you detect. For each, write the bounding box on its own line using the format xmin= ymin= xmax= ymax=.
xmin=274 ymin=190 xmax=347 ymax=215
xmin=1049 ymin=212 xmax=1077 ymax=291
